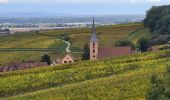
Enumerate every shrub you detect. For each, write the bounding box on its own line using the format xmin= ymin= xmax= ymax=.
xmin=115 ymin=40 xmax=135 ymax=50
xmin=137 ymin=38 xmax=150 ymax=52
xmin=41 ymin=54 xmax=51 ymax=65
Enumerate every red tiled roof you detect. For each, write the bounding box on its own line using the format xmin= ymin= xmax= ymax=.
xmin=148 ymin=46 xmax=159 ymax=52
xmin=98 ymin=47 xmax=132 ymax=58
xmin=17 ymin=62 xmax=48 ymax=70
xmin=0 ymin=61 xmax=48 ymax=72
xmin=63 ymin=53 xmax=75 ymax=60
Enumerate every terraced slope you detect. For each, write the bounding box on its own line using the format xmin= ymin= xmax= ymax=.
xmin=0 ymin=50 xmax=170 ymax=100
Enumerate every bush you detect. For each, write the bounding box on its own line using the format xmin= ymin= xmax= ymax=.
xmin=115 ymin=40 xmax=135 ymax=50
xmin=41 ymin=54 xmax=51 ymax=65
xmin=82 ymin=43 xmax=90 ymax=60
xmin=137 ymin=38 xmax=150 ymax=52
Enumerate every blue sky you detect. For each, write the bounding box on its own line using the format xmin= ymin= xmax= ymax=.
xmin=0 ymin=0 xmax=170 ymax=15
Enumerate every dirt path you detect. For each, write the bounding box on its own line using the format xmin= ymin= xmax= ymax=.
xmin=62 ymin=40 xmax=71 ymax=53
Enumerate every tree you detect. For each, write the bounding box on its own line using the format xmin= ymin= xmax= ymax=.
xmin=82 ymin=43 xmax=90 ymax=60
xmin=144 ymin=5 xmax=170 ymax=34
xmin=41 ymin=54 xmax=51 ymax=65
xmin=115 ymin=40 xmax=135 ymax=50
xmin=137 ymin=38 xmax=149 ymax=52
xmin=64 ymin=35 xmax=70 ymax=42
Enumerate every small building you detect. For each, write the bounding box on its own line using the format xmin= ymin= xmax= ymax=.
xmin=51 ymin=53 xmax=75 ymax=66
xmin=62 ymin=54 xmax=74 ymax=64
xmin=148 ymin=46 xmax=159 ymax=52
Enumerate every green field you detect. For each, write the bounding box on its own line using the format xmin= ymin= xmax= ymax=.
xmin=0 ymin=23 xmax=152 ymax=65
xmin=0 ymin=49 xmax=170 ymax=99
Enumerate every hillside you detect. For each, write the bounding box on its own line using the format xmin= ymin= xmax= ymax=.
xmin=0 ymin=50 xmax=170 ymax=99
xmin=0 ymin=23 xmax=152 ymax=65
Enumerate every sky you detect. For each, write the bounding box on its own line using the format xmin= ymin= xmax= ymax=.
xmin=0 ymin=0 xmax=170 ymax=15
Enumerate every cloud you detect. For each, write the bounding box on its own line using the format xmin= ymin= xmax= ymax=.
xmin=0 ymin=0 xmax=8 ymax=3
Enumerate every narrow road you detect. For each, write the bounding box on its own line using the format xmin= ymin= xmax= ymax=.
xmin=60 ymin=39 xmax=83 ymax=54
xmin=36 ymin=33 xmax=72 ymax=53
xmin=62 ymin=40 xmax=71 ymax=53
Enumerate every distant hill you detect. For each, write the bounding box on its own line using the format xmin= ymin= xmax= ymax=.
xmin=0 ymin=14 xmax=144 ymax=24
xmin=0 ymin=12 xmax=67 ymax=18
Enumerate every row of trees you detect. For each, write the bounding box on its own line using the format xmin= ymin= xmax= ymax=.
xmin=115 ymin=38 xmax=150 ymax=52
xmin=144 ymin=5 xmax=170 ymax=34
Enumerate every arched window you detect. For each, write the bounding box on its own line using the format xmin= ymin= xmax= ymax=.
xmin=93 ymin=49 xmax=95 ymax=53
xmin=93 ymin=42 xmax=95 ymax=46
xmin=93 ymin=55 xmax=95 ymax=58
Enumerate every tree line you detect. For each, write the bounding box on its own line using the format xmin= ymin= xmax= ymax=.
xmin=144 ymin=5 xmax=170 ymax=35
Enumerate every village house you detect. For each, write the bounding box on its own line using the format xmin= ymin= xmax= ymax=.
xmin=52 ymin=53 xmax=75 ymax=65
xmin=61 ymin=53 xmax=75 ymax=64
xmin=0 ymin=61 xmax=48 ymax=72
xmin=90 ymin=18 xmax=132 ymax=60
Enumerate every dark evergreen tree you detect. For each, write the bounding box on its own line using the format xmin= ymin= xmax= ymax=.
xmin=64 ymin=35 xmax=70 ymax=41
xmin=82 ymin=43 xmax=90 ymax=60
xmin=137 ymin=38 xmax=149 ymax=52
xmin=41 ymin=54 xmax=51 ymax=65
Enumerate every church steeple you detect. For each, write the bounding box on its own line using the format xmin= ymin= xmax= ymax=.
xmin=90 ymin=17 xmax=98 ymax=42
xmin=92 ymin=17 xmax=96 ymax=34
xmin=90 ymin=17 xmax=99 ymax=60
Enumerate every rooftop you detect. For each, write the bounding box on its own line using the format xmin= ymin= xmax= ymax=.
xmin=98 ymin=47 xmax=132 ymax=58
xmin=90 ymin=17 xmax=98 ymax=42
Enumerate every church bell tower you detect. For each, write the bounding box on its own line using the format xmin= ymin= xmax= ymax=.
xmin=90 ymin=17 xmax=98 ymax=60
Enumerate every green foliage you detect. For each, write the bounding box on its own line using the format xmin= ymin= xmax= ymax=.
xmin=165 ymin=65 xmax=170 ymax=98
xmin=115 ymin=39 xmax=135 ymax=50
xmin=137 ymin=38 xmax=150 ymax=52
xmin=82 ymin=42 xmax=90 ymax=60
xmin=61 ymin=34 xmax=71 ymax=42
xmin=148 ymin=74 xmax=165 ymax=100
xmin=150 ymin=73 xmax=159 ymax=84
xmin=144 ymin=5 xmax=170 ymax=34
xmin=167 ymin=65 xmax=170 ymax=73
xmin=41 ymin=54 xmax=51 ymax=65
xmin=148 ymin=65 xmax=170 ymax=100
xmin=127 ymin=28 xmax=153 ymax=45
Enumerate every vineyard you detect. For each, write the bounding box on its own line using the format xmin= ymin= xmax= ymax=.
xmin=0 ymin=23 xmax=152 ymax=65
xmin=0 ymin=50 xmax=170 ymax=99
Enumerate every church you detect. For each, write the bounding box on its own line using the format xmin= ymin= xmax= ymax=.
xmin=89 ymin=18 xmax=132 ymax=60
